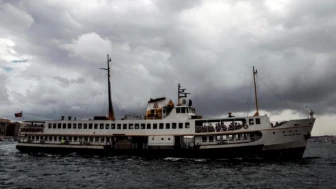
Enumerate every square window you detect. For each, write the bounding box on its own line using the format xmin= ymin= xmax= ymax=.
xmin=176 ymin=108 xmax=181 ymax=113
xmin=111 ymin=124 xmax=115 ymax=129
xmin=53 ymin=123 xmax=56 ymax=129
xmin=74 ymin=136 xmax=77 ymax=142
xmin=84 ymin=124 xmax=87 ymax=129
xmin=123 ymin=124 xmax=127 ymax=129
xmin=129 ymin=124 xmax=134 ymax=129
xmin=181 ymin=108 xmax=186 ymax=113
xmin=58 ymin=123 xmax=61 ymax=129
xmin=179 ymin=123 xmax=183 ymax=129
xmin=185 ymin=122 xmax=190 ymax=128
xmin=49 ymin=136 xmax=52 ymax=141
xmin=159 ymin=123 xmax=164 ymax=129
xmin=100 ymin=124 xmax=104 ymax=129
xmin=202 ymin=136 xmax=207 ymax=142
xmin=89 ymin=124 xmax=93 ymax=129
xmin=135 ymin=124 xmax=139 ymax=129
xmin=146 ymin=124 xmax=151 ymax=129
xmin=172 ymin=123 xmax=177 ymax=129
xmin=105 ymin=124 xmax=109 ymax=129
xmin=141 ymin=124 xmax=145 ymax=129
xmin=117 ymin=124 xmax=121 ymax=129
xmin=48 ymin=123 xmax=52 ymax=128
xmin=78 ymin=123 xmax=82 ymax=129
xmin=209 ymin=136 xmax=214 ymax=142
xmin=68 ymin=123 xmax=72 ymax=129
xmin=94 ymin=124 xmax=98 ymax=129
xmin=95 ymin=137 xmax=99 ymax=142
xmin=166 ymin=123 xmax=170 ymax=129
xmin=256 ymin=118 xmax=261 ymax=124
xmin=249 ymin=119 xmax=254 ymax=125
xmin=153 ymin=123 xmax=157 ymax=129
xmin=73 ymin=123 xmax=77 ymax=129
xmin=63 ymin=124 xmax=66 ymax=129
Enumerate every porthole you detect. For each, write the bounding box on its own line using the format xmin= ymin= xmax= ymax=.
xmin=296 ymin=130 xmax=298 ymax=132
xmin=161 ymin=138 xmax=164 ymax=140
xmin=168 ymin=138 xmax=170 ymax=140
xmin=273 ymin=132 xmax=275 ymax=134
xmin=152 ymin=137 xmax=154 ymax=140
xmin=283 ymin=131 xmax=285 ymax=133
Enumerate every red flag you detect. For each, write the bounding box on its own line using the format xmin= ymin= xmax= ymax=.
xmin=14 ymin=111 xmax=22 ymax=117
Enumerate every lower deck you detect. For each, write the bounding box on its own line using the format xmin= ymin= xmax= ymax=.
xmin=18 ymin=131 xmax=263 ymax=150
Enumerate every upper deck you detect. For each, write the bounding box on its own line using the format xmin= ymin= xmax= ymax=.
xmin=20 ymin=112 xmax=275 ymax=137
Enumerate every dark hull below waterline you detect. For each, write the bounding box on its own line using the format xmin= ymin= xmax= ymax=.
xmin=16 ymin=144 xmax=307 ymax=160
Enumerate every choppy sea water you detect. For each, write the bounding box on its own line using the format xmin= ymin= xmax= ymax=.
xmin=0 ymin=142 xmax=336 ymax=189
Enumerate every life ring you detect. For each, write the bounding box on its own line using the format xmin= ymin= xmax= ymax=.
xmin=243 ymin=124 xmax=248 ymax=129
xmin=153 ymin=102 xmax=158 ymax=108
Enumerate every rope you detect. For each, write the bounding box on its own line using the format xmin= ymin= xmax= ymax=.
xmin=80 ymin=71 xmax=106 ymax=120
xmin=258 ymin=76 xmax=291 ymax=110
xmin=115 ymin=91 xmax=125 ymax=118
xmin=102 ymin=88 xmax=107 ymax=115
xmin=245 ymin=79 xmax=253 ymax=117
xmin=256 ymin=74 xmax=264 ymax=114
xmin=22 ymin=112 xmax=50 ymax=119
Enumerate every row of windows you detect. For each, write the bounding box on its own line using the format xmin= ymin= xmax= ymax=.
xmin=249 ymin=118 xmax=261 ymax=125
xmin=48 ymin=122 xmax=191 ymax=130
xmin=29 ymin=135 xmax=109 ymax=143
xmin=176 ymin=107 xmax=195 ymax=114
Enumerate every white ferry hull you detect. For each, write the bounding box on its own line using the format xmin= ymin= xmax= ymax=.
xmin=16 ymin=116 xmax=315 ymax=160
xmin=16 ymin=124 xmax=312 ymax=160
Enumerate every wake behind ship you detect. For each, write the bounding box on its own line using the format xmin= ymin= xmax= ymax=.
xmin=16 ymin=55 xmax=316 ymax=159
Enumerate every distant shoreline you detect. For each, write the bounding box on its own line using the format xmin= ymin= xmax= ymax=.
xmin=309 ymin=136 xmax=336 ymax=143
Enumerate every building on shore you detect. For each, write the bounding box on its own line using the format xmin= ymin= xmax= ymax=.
xmin=0 ymin=118 xmax=21 ymax=140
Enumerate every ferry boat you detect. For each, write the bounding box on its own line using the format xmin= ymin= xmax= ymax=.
xmin=16 ymin=55 xmax=316 ymax=159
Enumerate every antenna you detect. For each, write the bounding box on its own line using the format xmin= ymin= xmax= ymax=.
xmin=178 ymin=83 xmax=190 ymax=105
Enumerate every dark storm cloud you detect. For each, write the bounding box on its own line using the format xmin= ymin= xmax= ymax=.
xmin=1 ymin=0 xmax=336 ymax=127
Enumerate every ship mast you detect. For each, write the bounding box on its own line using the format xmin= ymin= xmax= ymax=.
xmin=100 ymin=54 xmax=115 ymax=120
xmin=253 ymin=66 xmax=259 ymax=116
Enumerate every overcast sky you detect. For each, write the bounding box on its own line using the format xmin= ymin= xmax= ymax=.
xmin=0 ymin=0 xmax=335 ymax=135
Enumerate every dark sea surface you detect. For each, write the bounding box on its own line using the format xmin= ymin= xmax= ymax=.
xmin=1 ymin=142 xmax=336 ymax=189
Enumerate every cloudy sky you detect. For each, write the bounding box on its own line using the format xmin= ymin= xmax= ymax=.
xmin=0 ymin=0 xmax=335 ymax=135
